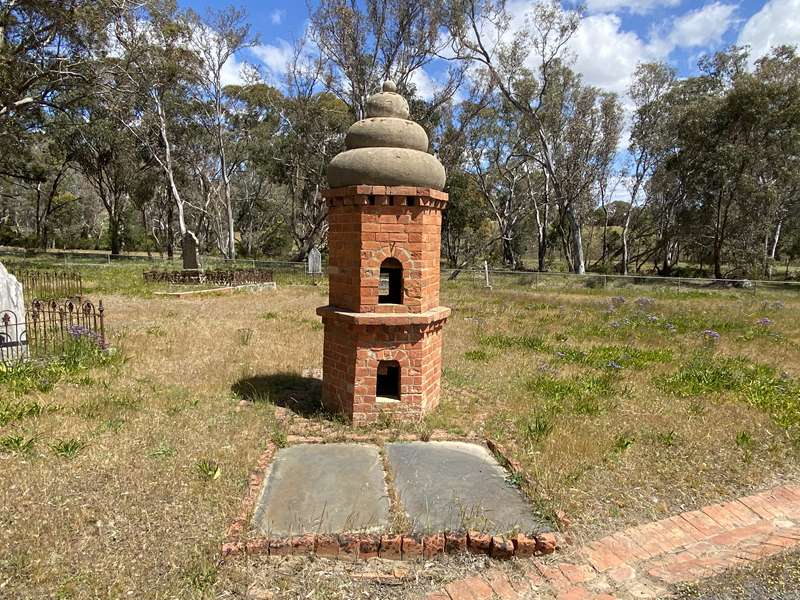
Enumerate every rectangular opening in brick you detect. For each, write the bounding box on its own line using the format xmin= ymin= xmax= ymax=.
xmin=379 ymin=258 xmax=403 ymax=304
xmin=376 ymin=360 xmax=400 ymax=401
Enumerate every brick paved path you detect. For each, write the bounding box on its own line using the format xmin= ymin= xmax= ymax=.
xmin=424 ymin=485 xmax=800 ymax=600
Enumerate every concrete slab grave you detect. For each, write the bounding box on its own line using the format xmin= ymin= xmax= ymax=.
xmin=385 ymin=441 xmax=547 ymax=534
xmin=252 ymin=443 xmax=389 ymax=537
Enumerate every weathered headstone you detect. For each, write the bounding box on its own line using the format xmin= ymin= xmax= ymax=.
xmin=181 ymin=232 xmax=201 ymax=270
xmin=0 ymin=261 xmax=27 ymax=362
xmin=308 ymin=247 xmax=322 ymax=274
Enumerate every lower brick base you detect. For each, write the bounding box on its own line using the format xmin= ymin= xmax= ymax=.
xmin=317 ymin=306 xmax=448 ymax=425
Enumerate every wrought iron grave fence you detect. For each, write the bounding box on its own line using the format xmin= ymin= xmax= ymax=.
xmin=0 ymin=299 xmax=106 ymax=366
xmin=10 ymin=269 xmax=83 ymax=301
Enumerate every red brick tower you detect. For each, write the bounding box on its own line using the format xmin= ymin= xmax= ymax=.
xmin=316 ymin=81 xmax=450 ymax=425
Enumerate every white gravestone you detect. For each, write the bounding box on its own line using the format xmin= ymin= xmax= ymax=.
xmin=0 ymin=261 xmax=27 ymax=361
xmin=308 ymin=247 xmax=322 ymax=275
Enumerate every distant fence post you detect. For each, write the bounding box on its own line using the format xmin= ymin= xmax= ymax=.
xmin=483 ymin=261 xmax=492 ymax=289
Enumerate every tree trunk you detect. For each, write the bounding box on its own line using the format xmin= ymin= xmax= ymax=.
xmin=501 ymin=235 xmax=516 ymax=269
xmin=566 ymin=204 xmax=585 ymax=274
xmin=109 ymin=217 xmax=122 ymax=255
xmin=621 ymin=209 xmax=632 ymax=276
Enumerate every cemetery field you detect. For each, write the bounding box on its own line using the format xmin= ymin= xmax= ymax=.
xmin=1 ymin=262 xmax=800 ymax=598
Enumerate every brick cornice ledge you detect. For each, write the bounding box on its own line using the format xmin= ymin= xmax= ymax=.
xmin=316 ymin=305 xmax=451 ymax=326
xmin=323 ymin=185 xmax=449 ymax=202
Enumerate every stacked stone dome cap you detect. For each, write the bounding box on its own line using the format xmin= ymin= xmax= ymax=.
xmin=326 ymin=81 xmax=446 ymax=190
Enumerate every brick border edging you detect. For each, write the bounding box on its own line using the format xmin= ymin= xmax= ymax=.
xmin=424 ymin=484 xmax=800 ymax=600
xmin=220 ymin=434 xmax=558 ymax=562
xmin=222 ymin=529 xmax=558 ymax=562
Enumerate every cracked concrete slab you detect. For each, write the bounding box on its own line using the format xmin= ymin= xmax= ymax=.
xmin=385 ymin=441 xmax=547 ymax=534
xmin=252 ymin=443 xmax=389 ymax=536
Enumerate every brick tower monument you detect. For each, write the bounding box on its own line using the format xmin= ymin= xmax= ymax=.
xmin=316 ymin=81 xmax=450 ymax=425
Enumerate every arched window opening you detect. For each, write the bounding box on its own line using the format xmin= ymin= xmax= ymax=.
xmin=376 ymin=360 xmax=400 ymax=400
xmin=379 ymin=257 xmax=403 ymax=304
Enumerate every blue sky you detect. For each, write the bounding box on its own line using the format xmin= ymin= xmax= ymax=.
xmin=179 ymin=0 xmax=799 ymax=100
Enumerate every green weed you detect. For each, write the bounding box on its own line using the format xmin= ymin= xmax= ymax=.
xmin=270 ymin=427 xmax=288 ymax=448
xmin=656 ymin=430 xmax=678 ymax=447
xmin=0 ymin=434 xmax=36 ymax=454
xmin=149 ymin=443 xmax=176 ymax=459
xmin=236 ymin=328 xmax=255 ymax=346
xmin=613 ymin=434 xmax=635 ymax=452
xmin=51 ymin=438 xmax=86 ymax=458
xmin=0 ymin=399 xmax=45 ymax=426
xmin=102 ymin=418 xmax=125 ymax=433
xmin=735 ymin=431 xmax=753 ymax=450
xmin=659 ymin=352 xmax=800 ymax=430
xmin=0 ymin=337 xmax=120 ymax=398
xmin=195 ymin=458 xmax=221 ymax=481
xmin=517 ymin=412 xmax=554 ymax=445
xmin=479 ymin=333 xmax=547 ymax=351
xmin=525 ymin=374 xmax=615 ymax=416
xmin=556 ymin=344 xmax=673 ymax=370
xmin=464 ymin=349 xmax=489 ymax=362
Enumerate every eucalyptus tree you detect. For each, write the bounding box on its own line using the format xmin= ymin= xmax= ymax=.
xmin=102 ymin=1 xmax=204 ymax=269
xmin=462 ymin=89 xmax=531 ymax=268
xmin=188 ymin=6 xmax=256 ymax=259
xmin=309 ymin=0 xmax=463 ymax=121
xmin=448 ymin=0 xmax=625 ymax=273
xmin=270 ymin=44 xmax=350 ymax=260
xmin=0 ymin=0 xmax=110 ymax=134
xmin=64 ymin=98 xmax=146 ymax=255
xmin=624 ymin=62 xmax=676 ymax=274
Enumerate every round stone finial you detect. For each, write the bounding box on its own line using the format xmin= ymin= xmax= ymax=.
xmin=326 ymin=81 xmax=446 ymax=190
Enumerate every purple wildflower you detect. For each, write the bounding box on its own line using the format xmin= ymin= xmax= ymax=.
xmin=756 ymin=317 xmax=773 ymax=327
xmin=610 ymin=296 xmax=626 ymax=307
xmin=703 ymin=329 xmax=721 ymax=342
xmin=607 ymin=360 xmax=623 ymax=370
xmin=67 ymin=324 xmax=110 ymax=351
xmin=635 ymin=297 xmax=655 ymax=308
xmin=647 ymin=314 xmax=659 ymax=323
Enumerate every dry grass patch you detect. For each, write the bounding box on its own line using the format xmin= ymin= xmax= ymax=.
xmin=1 ymin=268 xmax=799 ymax=598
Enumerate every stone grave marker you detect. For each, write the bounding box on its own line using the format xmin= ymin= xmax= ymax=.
xmin=0 ymin=261 xmax=27 ymax=362
xmin=308 ymin=246 xmax=322 ymax=283
xmin=308 ymin=246 xmax=322 ymax=272
xmin=181 ymin=232 xmax=201 ymax=270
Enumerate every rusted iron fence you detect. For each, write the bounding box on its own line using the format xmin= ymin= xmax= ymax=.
xmin=143 ymin=268 xmax=274 ymax=286
xmin=11 ymin=269 xmax=83 ymax=301
xmin=0 ymin=299 xmax=106 ymax=366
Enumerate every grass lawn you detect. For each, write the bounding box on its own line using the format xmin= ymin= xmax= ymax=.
xmin=1 ymin=259 xmax=799 ymax=598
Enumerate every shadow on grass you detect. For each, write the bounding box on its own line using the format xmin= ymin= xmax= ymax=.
xmin=232 ymin=373 xmax=325 ymax=419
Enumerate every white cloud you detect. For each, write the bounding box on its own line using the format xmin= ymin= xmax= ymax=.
xmin=409 ymin=69 xmax=436 ymax=100
xmin=251 ymin=39 xmax=294 ymax=81
xmin=565 ymin=1 xmax=737 ymax=101
xmin=568 ymin=14 xmax=662 ymax=97
xmin=738 ymin=0 xmax=800 ymax=63
xmin=585 ymin=0 xmax=681 ymax=15
xmin=667 ymin=2 xmax=737 ymax=48
xmin=220 ymin=54 xmax=250 ymax=86
xmin=271 ymin=9 xmax=286 ymax=25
